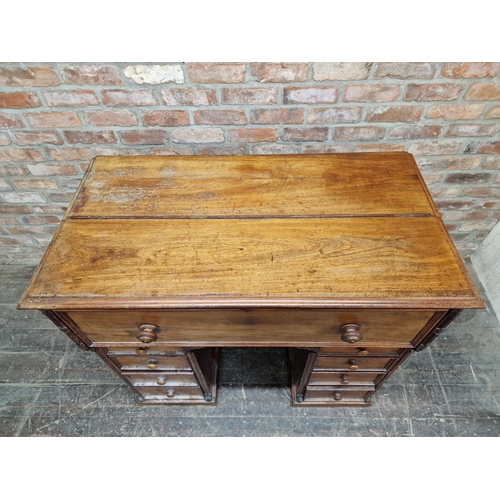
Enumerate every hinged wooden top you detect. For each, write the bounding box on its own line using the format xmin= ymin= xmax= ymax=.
xmin=67 ymin=153 xmax=438 ymax=218
xmin=18 ymin=153 xmax=483 ymax=311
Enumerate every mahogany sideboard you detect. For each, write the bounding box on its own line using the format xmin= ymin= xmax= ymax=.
xmin=18 ymin=153 xmax=484 ymax=407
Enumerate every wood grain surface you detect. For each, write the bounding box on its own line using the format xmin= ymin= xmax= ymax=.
xmin=68 ymin=153 xmax=437 ymax=218
xmin=19 ymin=216 xmax=482 ymax=309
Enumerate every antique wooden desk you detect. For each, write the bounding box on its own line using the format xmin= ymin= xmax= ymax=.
xmin=18 ymin=153 xmax=484 ymax=407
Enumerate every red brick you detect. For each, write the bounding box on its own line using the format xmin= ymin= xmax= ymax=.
xmin=465 ymin=142 xmax=500 ymax=154
xmin=85 ymin=110 xmax=138 ymax=126
xmin=355 ymin=144 xmax=405 ymax=152
xmin=11 ymin=131 xmax=63 ymax=145
xmin=408 ymin=142 xmax=462 ymax=155
xmin=172 ymin=128 xmax=224 ymax=143
xmin=366 ymin=106 xmax=423 ymax=122
xmin=435 ymin=200 xmax=475 ymax=211
xmin=405 ymin=84 xmax=462 ymax=101
xmin=25 ymin=111 xmax=82 ymax=128
xmin=9 ymin=226 xmax=46 ymax=235
xmin=446 ymin=211 xmax=489 ymax=221
xmin=248 ymin=144 xmax=301 ymax=154
xmin=44 ymin=90 xmax=98 ymax=107
xmin=477 ymin=201 xmax=500 ymax=210
xmin=250 ymin=108 xmax=303 ymax=124
xmin=250 ymin=63 xmax=308 ymax=83
xmin=284 ymin=86 xmax=338 ymax=104
xmin=344 ymin=84 xmax=400 ymax=102
xmin=0 ymin=149 xmax=44 ymax=161
xmin=194 ymin=110 xmax=246 ymax=125
xmin=0 ymin=205 xmax=31 ymax=214
xmin=102 ymin=89 xmax=156 ymax=106
xmin=308 ymin=107 xmax=361 ymax=123
xmin=463 ymin=187 xmax=500 ymax=197
xmin=12 ymin=179 xmax=58 ymax=190
xmin=313 ymin=63 xmax=372 ymax=81
xmin=27 ymin=163 xmax=78 ymax=176
xmin=0 ymin=113 xmax=24 ymax=128
xmin=64 ymin=130 xmax=116 ymax=144
xmin=221 ymin=88 xmax=277 ymax=105
xmin=485 ymin=106 xmax=500 ymax=119
xmin=0 ymin=236 xmax=33 ymax=245
xmin=187 ymin=63 xmax=245 ymax=83
xmin=162 ymin=88 xmax=217 ymax=106
xmin=92 ymin=147 xmax=145 ymax=156
xmin=388 ymin=124 xmax=442 ymax=140
xmin=374 ymin=62 xmax=436 ymax=79
xmin=0 ymin=92 xmax=41 ymax=108
xmin=464 ymin=83 xmax=500 ymax=101
xmin=446 ymin=124 xmax=500 ymax=138
xmin=48 ymin=193 xmax=74 ymax=203
xmin=0 ymin=132 xmax=9 ymax=145
xmin=45 ymin=148 xmax=94 ymax=160
xmin=228 ymin=128 xmax=278 ymax=143
xmin=59 ymin=65 xmax=122 ymax=85
xmin=0 ymin=216 xmax=17 ymax=224
xmin=281 ymin=127 xmax=328 ymax=142
xmin=142 ymin=110 xmax=189 ymax=127
xmin=0 ymin=164 xmax=27 ymax=175
xmin=421 ymin=173 xmax=444 ymax=184
xmin=0 ymin=66 xmax=60 ymax=86
xmin=333 ymin=126 xmax=385 ymax=141
xmin=426 ymin=157 xmax=482 ymax=170
xmin=483 ymin=158 xmax=500 ymax=169
xmin=21 ymin=215 xmax=60 ymax=224
xmin=301 ymin=145 xmax=351 ymax=153
xmin=198 ymin=146 xmax=246 ymax=155
xmin=445 ymin=172 xmax=491 ymax=184
xmin=427 ymin=104 xmax=484 ymax=120
xmin=441 ymin=62 xmax=500 ymax=78
xmin=119 ymin=130 xmax=168 ymax=145
xmin=150 ymin=147 xmax=196 ymax=155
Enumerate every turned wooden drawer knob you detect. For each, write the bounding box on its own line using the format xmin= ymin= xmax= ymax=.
xmin=136 ymin=348 xmax=147 ymax=355
xmin=333 ymin=392 xmax=342 ymax=401
xmin=166 ymin=389 xmax=176 ymax=398
xmin=340 ymin=375 xmax=349 ymax=385
xmin=358 ymin=348 xmax=369 ymax=356
xmin=147 ymin=359 xmax=158 ymax=369
xmin=136 ymin=324 xmax=158 ymax=343
xmin=348 ymin=360 xmax=359 ymax=370
xmin=157 ymin=376 xmax=167 ymax=386
xmin=340 ymin=323 xmax=362 ymax=343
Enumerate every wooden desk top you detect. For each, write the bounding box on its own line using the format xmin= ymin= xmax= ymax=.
xmin=19 ymin=153 xmax=483 ymax=311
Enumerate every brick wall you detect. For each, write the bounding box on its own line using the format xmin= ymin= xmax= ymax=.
xmin=1 ymin=62 xmax=499 ymax=264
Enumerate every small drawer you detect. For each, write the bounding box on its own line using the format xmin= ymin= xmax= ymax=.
xmin=318 ymin=346 xmax=400 ymax=356
xmin=107 ymin=347 xmax=185 ymax=356
xmin=304 ymin=387 xmax=373 ymax=403
xmin=315 ymin=356 xmax=394 ymax=371
xmin=135 ymin=386 xmax=205 ymax=402
xmin=308 ymin=371 xmax=380 ymax=386
xmin=110 ymin=355 xmax=192 ymax=371
xmin=125 ymin=372 xmax=200 ymax=387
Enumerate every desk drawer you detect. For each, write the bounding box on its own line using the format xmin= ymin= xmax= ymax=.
xmin=125 ymin=372 xmax=200 ymax=387
xmin=110 ymin=355 xmax=192 ymax=372
xmin=304 ymin=387 xmax=373 ymax=403
xmin=136 ymin=386 xmax=205 ymax=402
xmin=67 ymin=309 xmax=438 ymax=347
xmin=308 ymin=371 xmax=380 ymax=386
xmin=314 ymin=356 xmax=394 ymax=371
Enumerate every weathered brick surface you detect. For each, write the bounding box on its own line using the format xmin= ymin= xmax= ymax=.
xmin=60 ymin=65 xmax=122 ymax=85
xmin=0 ymin=92 xmax=41 ymax=108
xmin=250 ymin=63 xmax=308 ymax=83
xmin=1 ymin=61 xmax=500 ymax=262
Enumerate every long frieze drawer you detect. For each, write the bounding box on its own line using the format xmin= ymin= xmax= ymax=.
xmin=125 ymin=372 xmax=200 ymax=387
xmin=318 ymin=346 xmax=401 ymax=356
xmin=135 ymin=386 xmax=206 ymax=402
xmin=314 ymin=356 xmax=395 ymax=371
xmin=66 ymin=309 xmax=439 ymax=346
xmin=106 ymin=347 xmax=185 ymax=357
xmin=308 ymin=371 xmax=381 ymax=386
xmin=109 ymin=355 xmax=192 ymax=372
xmin=304 ymin=387 xmax=374 ymax=403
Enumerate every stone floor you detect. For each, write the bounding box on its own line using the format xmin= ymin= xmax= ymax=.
xmin=1 ymin=262 xmax=499 ymax=437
